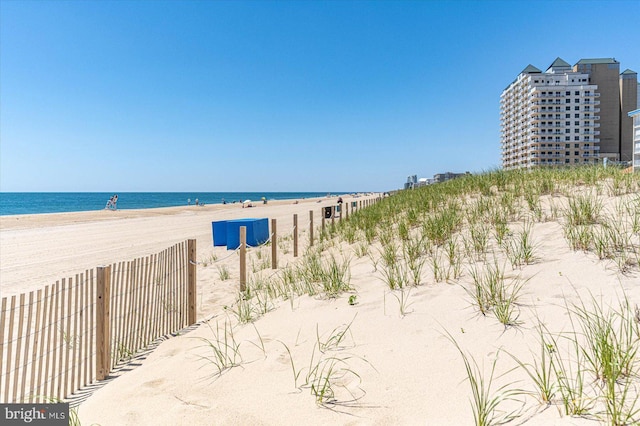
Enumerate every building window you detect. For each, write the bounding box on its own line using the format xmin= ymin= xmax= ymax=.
xmin=575 ymin=114 xmax=580 ymax=118
xmin=575 ymin=91 xmax=580 ymax=96
xmin=566 ymin=99 xmax=571 ymax=103
xmin=575 ymin=121 xmax=580 ymax=126
xmin=566 ymin=106 xmax=571 ymax=111
xmin=565 ymin=91 xmax=570 ymax=96
xmin=566 ymin=114 xmax=571 ymax=118
xmin=565 ymin=121 xmax=570 ymax=126
xmin=574 ymin=144 xmax=580 ymax=148
xmin=575 ymin=151 xmax=579 ymax=156
xmin=575 ymin=106 xmax=580 ymax=110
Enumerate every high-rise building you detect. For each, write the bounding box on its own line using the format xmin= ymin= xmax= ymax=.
xmin=630 ymin=109 xmax=640 ymax=171
xmin=501 ymin=58 xmax=637 ymax=169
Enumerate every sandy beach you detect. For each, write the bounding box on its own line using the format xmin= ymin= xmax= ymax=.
xmin=2 ymin=175 xmax=639 ymax=425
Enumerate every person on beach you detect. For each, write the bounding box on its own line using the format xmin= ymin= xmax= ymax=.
xmin=105 ymin=194 xmax=118 ymax=210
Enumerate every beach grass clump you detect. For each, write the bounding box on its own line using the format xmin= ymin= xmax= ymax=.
xmin=280 ymin=319 xmax=372 ymax=407
xmin=194 ymin=320 xmax=242 ymax=378
xmin=566 ymin=192 xmax=603 ymax=226
xmin=465 ymin=224 xmax=490 ymax=261
xmin=378 ymin=235 xmax=410 ymax=289
xmin=446 ymin=333 xmax=525 ymax=426
xmin=296 ymin=248 xmax=352 ymax=298
xmin=321 ymin=253 xmax=352 ymax=297
xmin=421 ymin=202 xmax=463 ymax=246
xmin=217 ymin=264 xmax=230 ymax=281
xmin=501 ymin=221 xmax=537 ymax=268
xmin=227 ymin=293 xmax=258 ymax=324
xmin=511 ymin=294 xmax=640 ymax=423
xmin=466 ymin=261 xmax=523 ymax=327
xmin=200 ymin=251 xmax=218 ymax=267
xmin=387 ymin=287 xmax=413 ymax=317
xmin=509 ymin=328 xmax=555 ymax=405
xmin=403 ymin=233 xmax=428 ymax=286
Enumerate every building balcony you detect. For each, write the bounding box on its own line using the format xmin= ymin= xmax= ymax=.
xmin=582 ymin=153 xmax=600 ymax=158
xmin=582 ymin=100 xmax=600 ymax=105
xmin=532 ymin=100 xmax=563 ymax=105
xmin=583 ymin=146 xmax=600 ymax=151
xmin=583 ymin=131 xmax=600 ymax=135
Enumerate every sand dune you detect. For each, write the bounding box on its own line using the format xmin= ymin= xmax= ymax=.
xmin=2 ymin=172 xmax=639 ymax=425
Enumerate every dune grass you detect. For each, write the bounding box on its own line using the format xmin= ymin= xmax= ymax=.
xmin=200 ymin=165 xmax=638 ymax=422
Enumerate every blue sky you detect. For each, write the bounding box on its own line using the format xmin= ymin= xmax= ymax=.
xmin=1 ymin=0 xmax=638 ymax=192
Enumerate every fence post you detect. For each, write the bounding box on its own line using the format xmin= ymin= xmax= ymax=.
xmin=187 ymin=239 xmax=197 ymax=325
xmin=345 ymin=202 xmax=349 ymax=220
xmin=331 ymin=206 xmax=335 ymax=226
xmin=96 ymin=265 xmax=111 ymax=381
xmin=240 ymin=227 xmax=247 ymax=293
xmin=293 ymin=214 xmax=298 ymax=257
xmin=309 ymin=210 xmax=314 ymax=247
xmin=271 ymin=218 xmax=277 ymax=269
xmin=321 ymin=210 xmax=325 ymax=233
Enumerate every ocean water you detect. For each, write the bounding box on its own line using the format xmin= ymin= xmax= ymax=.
xmin=0 ymin=192 xmax=346 ymax=216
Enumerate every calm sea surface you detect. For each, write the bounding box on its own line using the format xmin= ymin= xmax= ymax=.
xmin=0 ymin=192 xmax=347 ymax=216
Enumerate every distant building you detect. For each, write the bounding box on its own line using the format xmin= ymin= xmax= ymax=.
xmin=403 ymin=172 xmax=465 ymax=189
xmin=433 ymin=172 xmax=467 ymax=183
xmin=501 ymin=57 xmax=637 ymax=169
xmin=630 ymin=109 xmax=640 ymax=171
xmin=404 ymin=175 xmax=418 ymax=190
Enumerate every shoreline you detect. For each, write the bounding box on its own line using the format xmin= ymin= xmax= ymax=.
xmin=0 ymin=191 xmax=365 ymax=218
xmin=0 ymin=193 xmax=375 ymax=296
xmin=0 ymin=193 xmax=369 ymax=231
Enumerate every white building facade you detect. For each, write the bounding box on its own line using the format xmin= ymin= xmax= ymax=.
xmin=501 ymin=58 xmax=601 ymax=169
xmin=630 ymin=109 xmax=640 ymax=171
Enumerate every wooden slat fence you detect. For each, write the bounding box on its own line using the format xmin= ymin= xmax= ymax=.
xmin=0 ymin=240 xmax=195 ymax=403
xmin=107 ymin=240 xmax=191 ymax=370
xmin=0 ymin=271 xmax=96 ymax=403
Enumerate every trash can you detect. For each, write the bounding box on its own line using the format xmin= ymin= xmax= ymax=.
xmin=323 ymin=206 xmax=333 ymax=219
